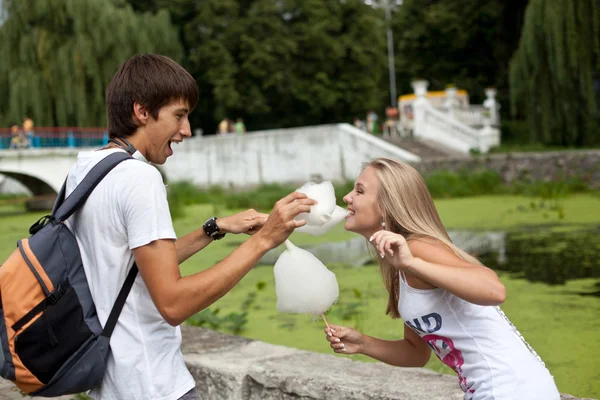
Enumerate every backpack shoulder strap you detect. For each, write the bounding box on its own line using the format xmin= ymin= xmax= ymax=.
xmin=101 ymin=263 xmax=138 ymax=338
xmin=51 ymin=180 xmax=67 ymax=217
xmin=53 ymin=152 xmax=133 ymax=222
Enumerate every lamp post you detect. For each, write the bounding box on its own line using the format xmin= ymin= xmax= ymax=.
xmin=384 ymin=0 xmax=398 ymax=108
xmin=369 ymin=0 xmax=402 ymax=107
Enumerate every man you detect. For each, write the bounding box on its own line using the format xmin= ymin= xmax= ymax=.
xmin=65 ymin=54 xmax=316 ymax=400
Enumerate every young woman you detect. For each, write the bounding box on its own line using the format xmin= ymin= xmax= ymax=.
xmin=325 ymin=158 xmax=560 ymax=400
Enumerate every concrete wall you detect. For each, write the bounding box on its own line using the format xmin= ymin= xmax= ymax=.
xmin=416 ymin=150 xmax=600 ymax=189
xmin=1 ymin=129 xmax=599 ymax=195
xmin=0 ymin=149 xmax=79 ymax=194
xmin=161 ymin=124 xmax=421 ymax=188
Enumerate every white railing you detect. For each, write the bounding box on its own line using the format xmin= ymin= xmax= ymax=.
xmin=410 ymin=80 xmax=501 ymax=154
xmin=420 ymin=104 xmax=483 ymax=153
xmin=452 ymin=105 xmax=486 ymax=127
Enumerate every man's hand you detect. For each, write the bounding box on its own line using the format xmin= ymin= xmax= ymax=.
xmin=255 ymin=192 xmax=317 ymax=249
xmin=217 ymin=209 xmax=269 ymax=235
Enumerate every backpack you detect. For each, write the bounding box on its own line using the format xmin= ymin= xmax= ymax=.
xmin=0 ymin=151 xmax=138 ymax=397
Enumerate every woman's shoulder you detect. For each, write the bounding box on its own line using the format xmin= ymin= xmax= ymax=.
xmin=407 ymin=235 xmax=449 ymax=254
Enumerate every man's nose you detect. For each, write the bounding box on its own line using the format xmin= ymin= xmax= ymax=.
xmin=181 ymin=118 xmax=192 ymax=137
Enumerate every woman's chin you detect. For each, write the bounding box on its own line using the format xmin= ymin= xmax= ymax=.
xmin=343 ymin=219 xmax=358 ymax=233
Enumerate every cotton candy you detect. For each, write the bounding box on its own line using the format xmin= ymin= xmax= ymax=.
xmin=294 ymin=181 xmax=348 ymax=235
xmin=295 ymin=206 xmax=348 ymax=236
xmin=294 ymin=181 xmax=337 ymax=227
xmin=274 ymin=240 xmax=339 ymax=315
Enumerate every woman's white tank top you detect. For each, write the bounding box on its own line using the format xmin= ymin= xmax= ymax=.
xmin=398 ymin=272 xmax=560 ymax=400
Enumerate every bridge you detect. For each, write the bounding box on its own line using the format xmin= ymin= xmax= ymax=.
xmin=0 ymin=124 xmax=422 ymax=196
xmin=0 ymin=80 xmax=503 ymax=196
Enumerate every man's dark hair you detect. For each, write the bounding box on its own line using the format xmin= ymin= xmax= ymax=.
xmin=106 ymin=54 xmax=199 ymax=138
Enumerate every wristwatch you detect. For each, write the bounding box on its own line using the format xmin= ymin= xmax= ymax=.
xmin=203 ymin=216 xmax=226 ymax=240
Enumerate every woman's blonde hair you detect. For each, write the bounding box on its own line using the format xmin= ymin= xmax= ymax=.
xmin=364 ymin=158 xmax=480 ymax=318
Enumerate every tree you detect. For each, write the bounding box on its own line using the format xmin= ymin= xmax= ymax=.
xmin=280 ymin=0 xmax=387 ymax=127
xmin=391 ymin=0 xmax=528 ymax=106
xmin=126 ymin=0 xmax=388 ymax=133
xmin=0 ymin=0 xmax=182 ymax=127
xmin=509 ymin=0 xmax=600 ymax=146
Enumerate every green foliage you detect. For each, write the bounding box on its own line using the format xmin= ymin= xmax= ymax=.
xmin=509 ymin=0 xmax=600 ymax=146
xmin=167 ymin=181 xmax=228 ymax=220
xmin=186 ymin=281 xmax=267 ymax=335
xmin=72 ymin=393 xmax=93 ymax=400
xmin=126 ymin=0 xmax=388 ymax=134
xmin=223 ymin=183 xmax=297 ymax=211
xmin=328 ymin=286 xmax=369 ymax=332
xmin=392 ymin=0 xmax=527 ymax=106
xmin=499 ymin=119 xmax=531 ymax=144
xmin=0 ymin=0 xmax=182 ymax=127
xmin=481 ymin=229 xmax=600 ymax=285
xmin=425 ymin=168 xmax=590 ymax=200
xmin=166 ymin=170 xmax=594 ymax=219
xmin=424 ymin=169 xmax=504 ymax=198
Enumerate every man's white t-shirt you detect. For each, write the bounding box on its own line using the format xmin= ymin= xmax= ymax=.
xmin=65 ymin=149 xmax=195 ymax=400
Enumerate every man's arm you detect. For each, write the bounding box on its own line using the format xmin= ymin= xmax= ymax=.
xmin=174 ymin=209 xmax=268 ymax=264
xmin=133 ymin=192 xmax=316 ymax=326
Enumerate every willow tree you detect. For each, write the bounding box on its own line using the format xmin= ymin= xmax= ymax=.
xmin=509 ymin=0 xmax=600 ymax=146
xmin=0 ymin=0 xmax=183 ymax=127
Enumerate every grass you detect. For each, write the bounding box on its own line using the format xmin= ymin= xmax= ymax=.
xmin=435 ymin=194 xmax=600 ymax=230
xmin=1 ymin=194 xmax=599 ymax=398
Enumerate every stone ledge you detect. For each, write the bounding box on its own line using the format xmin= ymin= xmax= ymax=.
xmin=180 ymin=326 xmax=595 ymax=400
xmin=0 ymin=326 xmax=593 ymax=399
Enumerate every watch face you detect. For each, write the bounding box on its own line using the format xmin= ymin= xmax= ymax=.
xmin=204 ymin=217 xmax=224 ymax=239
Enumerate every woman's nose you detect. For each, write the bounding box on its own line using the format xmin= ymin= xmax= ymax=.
xmin=343 ymin=193 xmax=352 ymax=204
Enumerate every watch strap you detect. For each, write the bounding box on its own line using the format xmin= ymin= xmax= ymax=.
xmin=203 ymin=216 xmax=225 ymax=240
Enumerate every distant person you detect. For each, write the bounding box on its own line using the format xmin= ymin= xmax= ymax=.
xmin=383 ymin=106 xmax=399 ymax=137
xmin=8 ymin=123 xmax=27 ymax=150
xmin=234 ymin=118 xmax=246 ymax=135
xmin=217 ymin=118 xmax=229 ymax=135
xmin=366 ymin=111 xmax=378 ymax=134
xmin=324 ymin=158 xmax=560 ymax=400
xmin=353 ymin=117 xmax=366 ymax=131
xmin=23 ymin=117 xmax=35 ymax=146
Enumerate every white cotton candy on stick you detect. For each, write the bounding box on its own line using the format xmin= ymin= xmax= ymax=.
xmin=294 ymin=181 xmax=337 ymax=227
xmin=295 ymin=205 xmax=348 ymax=236
xmin=274 ymin=240 xmax=339 ymax=316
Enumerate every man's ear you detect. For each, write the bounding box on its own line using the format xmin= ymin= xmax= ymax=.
xmin=132 ymin=102 xmax=150 ymax=126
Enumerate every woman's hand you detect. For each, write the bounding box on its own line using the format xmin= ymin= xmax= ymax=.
xmin=324 ymin=324 xmax=365 ymax=354
xmin=369 ymin=230 xmax=414 ymax=270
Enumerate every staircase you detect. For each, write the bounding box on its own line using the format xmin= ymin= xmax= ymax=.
xmin=382 ymin=136 xmax=468 ymax=160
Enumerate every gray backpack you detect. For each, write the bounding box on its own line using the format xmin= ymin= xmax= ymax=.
xmin=0 ymin=151 xmax=138 ymax=397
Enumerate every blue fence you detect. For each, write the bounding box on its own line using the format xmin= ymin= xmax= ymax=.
xmin=0 ymin=128 xmax=109 ymax=149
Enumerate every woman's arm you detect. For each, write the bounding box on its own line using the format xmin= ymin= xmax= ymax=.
xmin=370 ymin=231 xmax=506 ymax=306
xmin=406 ymin=239 xmax=506 ymax=306
xmin=325 ymin=324 xmax=431 ymax=367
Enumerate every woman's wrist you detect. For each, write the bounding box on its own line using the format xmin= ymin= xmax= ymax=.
xmin=359 ymin=333 xmax=370 ymax=355
xmin=405 ymin=256 xmax=426 ymax=275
